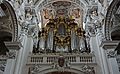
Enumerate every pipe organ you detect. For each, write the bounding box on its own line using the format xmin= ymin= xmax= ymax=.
xmin=34 ymin=17 xmax=90 ymax=53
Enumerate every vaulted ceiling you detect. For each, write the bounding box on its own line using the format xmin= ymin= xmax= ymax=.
xmin=35 ymin=0 xmax=88 ymax=28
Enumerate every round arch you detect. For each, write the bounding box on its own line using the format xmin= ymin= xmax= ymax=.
xmin=46 ymin=71 xmax=76 ymax=74
xmin=38 ymin=0 xmax=85 ymax=10
xmin=0 ymin=1 xmax=18 ymax=41
xmin=37 ymin=68 xmax=85 ymax=74
xmin=104 ymin=0 xmax=120 ymax=40
xmin=37 ymin=0 xmax=84 ymax=30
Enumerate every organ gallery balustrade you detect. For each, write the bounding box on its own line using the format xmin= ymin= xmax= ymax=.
xmin=27 ymin=53 xmax=96 ymax=65
xmin=33 ymin=17 xmax=91 ymax=54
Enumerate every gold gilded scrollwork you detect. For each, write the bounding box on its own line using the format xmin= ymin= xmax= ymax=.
xmin=76 ymin=28 xmax=83 ymax=37
xmin=39 ymin=16 xmax=84 ymax=51
xmin=39 ymin=28 xmax=47 ymax=39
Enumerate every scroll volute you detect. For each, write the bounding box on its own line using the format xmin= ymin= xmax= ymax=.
xmin=46 ymin=19 xmax=55 ymax=28
xmin=46 ymin=19 xmax=57 ymax=34
xmin=68 ymin=19 xmax=77 ymax=29
xmin=39 ymin=28 xmax=47 ymax=38
xmin=63 ymin=36 xmax=71 ymax=46
xmin=76 ymin=28 xmax=83 ymax=37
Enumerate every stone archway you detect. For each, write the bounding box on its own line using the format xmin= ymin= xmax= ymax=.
xmin=0 ymin=1 xmax=18 ymax=42
xmin=105 ymin=0 xmax=120 ymax=40
xmin=34 ymin=68 xmax=85 ymax=74
xmin=0 ymin=1 xmax=18 ymax=55
xmin=46 ymin=71 xmax=76 ymax=74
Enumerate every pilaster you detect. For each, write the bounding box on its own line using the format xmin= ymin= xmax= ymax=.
xmin=13 ymin=34 xmax=34 ymax=74
xmin=21 ymin=35 xmax=34 ymax=74
xmin=100 ymin=41 xmax=120 ymax=74
xmin=3 ymin=42 xmax=21 ymax=74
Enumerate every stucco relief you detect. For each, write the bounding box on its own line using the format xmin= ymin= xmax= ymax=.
xmin=0 ymin=17 xmax=12 ymax=33
xmin=104 ymin=0 xmax=120 ymax=40
xmin=0 ymin=59 xmax=6 ymax=74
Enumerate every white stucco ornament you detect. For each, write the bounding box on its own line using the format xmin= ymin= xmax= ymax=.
xmin=0 ymin=0 xmax=2 ymax=4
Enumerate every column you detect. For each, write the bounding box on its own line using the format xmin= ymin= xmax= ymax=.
xmin=13 ymin=34 xmax=27 ymax=74
xmin=90 ymin=36 xmax=106 ymax=74
xmin=21 ymin=35 xmax=33 ymax=74
xmin=14 ymin=35 xmax=33 ymax=74
xmin=4 ymin=59 xmax=15 ymax=74
xmin=96 ymin=34 xmax=109 ymax=74
xmin=4 ymin=42 xmax=21 ymax=74
xmin=101 ymin=41 xmax=120 ymax=74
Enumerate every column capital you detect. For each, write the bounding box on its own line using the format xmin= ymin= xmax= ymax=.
xmin=81 ymin=64 xmax=95 ymax=74
xmin=5 ymin=41 xmax=22 ymax=50
xmin=100 ymin=41 xmax=119 ymax=58
xmin=4 ymin=42 xmax=22 ymax=59
xmin=100 ymin=41 xmax=119 ymax=50
xmin=107 ymin=50 xmax=117 ymax=58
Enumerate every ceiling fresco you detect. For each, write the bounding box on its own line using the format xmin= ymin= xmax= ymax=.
xmin=38 ymin=0 xmax=84 ymax=28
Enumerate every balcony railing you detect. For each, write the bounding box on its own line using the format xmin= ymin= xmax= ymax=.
xmin=27 ymin=53 xmax=96 ymax=65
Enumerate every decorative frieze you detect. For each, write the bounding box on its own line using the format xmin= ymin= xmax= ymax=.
xmin=30 ymin=65 xmax=42 ymax=74
xmin=107 ymin=50 xmax=117 ymax=58
xmin=81 ymin=64 xmax=95 ymax=74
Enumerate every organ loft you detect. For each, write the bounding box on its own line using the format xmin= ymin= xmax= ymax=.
xmin=34 ymin=17 xmax=90 ymax=54
xmin=0 ymin=0 xmax=120 ymax=74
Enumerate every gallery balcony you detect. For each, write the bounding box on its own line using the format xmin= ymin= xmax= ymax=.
xmin=27 ymin=52 xmax=96 ymax=65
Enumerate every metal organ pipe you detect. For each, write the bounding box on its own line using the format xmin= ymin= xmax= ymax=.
xmin=71 ymin=30 xmax=77 ymax=50
xmin=79 ymin=37 xmax=86 ymax=52
xmin=38 ymin=28 xmax=47 ymax=51
xmin=39 ymin=36 xmax=45 ymax=51
xmin=47 ymin=28 xmax=53 ymax=50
